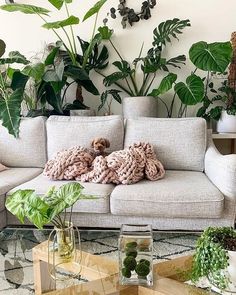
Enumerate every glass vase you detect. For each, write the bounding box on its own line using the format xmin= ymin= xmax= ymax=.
xmin=48 ymin=221 xmax=81 ymax=281
xmin=119 ymin=224 xmax=153 ymax=286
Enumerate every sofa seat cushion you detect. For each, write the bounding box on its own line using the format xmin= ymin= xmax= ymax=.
xmin=9 ymin=174 xmax=115 ymax=214
xmin=0 ymin=168 xmax=43 ymax=211
xmin=110 ymin=171 xmax=224 ymax=219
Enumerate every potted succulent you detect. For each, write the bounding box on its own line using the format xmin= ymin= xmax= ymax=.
xmin=97 ymin=18 xmax=190 ymax=118
xmin=191 ymin=227 xmax=236 ymax=293
xmin=6 ymin=182 xmax=95 ymax=262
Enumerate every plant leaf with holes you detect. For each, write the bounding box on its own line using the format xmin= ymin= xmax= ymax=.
xmin=153 ymin=18 xmax=191 ymax=47
xmin=175 ymin=74 xmax=204 ymax=105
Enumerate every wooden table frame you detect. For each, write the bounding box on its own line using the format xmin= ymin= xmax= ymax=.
xmin=33 ymin=241 xmax=213 ymax=295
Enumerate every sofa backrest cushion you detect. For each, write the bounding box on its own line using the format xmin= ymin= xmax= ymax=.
xmin=46 ymin=115 xmax=124 ymax=159
xmin=124 ymin=117 xmax=207 ymax=171
xmin=0 ymin=117 xmax=47 ymax=168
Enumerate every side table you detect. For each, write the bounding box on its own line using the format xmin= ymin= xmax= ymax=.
xmin=212 ymin=132 xmax=236 ymax=153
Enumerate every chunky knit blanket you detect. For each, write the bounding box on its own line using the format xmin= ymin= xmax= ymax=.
xmin=43 ymin=143 xmax=165 ymax=185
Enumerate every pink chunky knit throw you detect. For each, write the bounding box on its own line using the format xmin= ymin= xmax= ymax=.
xmin=43 ymin=142 xmax=165 ymax=185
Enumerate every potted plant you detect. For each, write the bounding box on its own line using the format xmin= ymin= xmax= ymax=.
xmin=191 ymin=227 xmax=236 ymax=293
xmin=0 ymin=0 xmax=109 ymax=116
xmin=5 ymin=182 xmax=95 ymax=261
xmin=97 ymin=18 xmax=190 ymax=118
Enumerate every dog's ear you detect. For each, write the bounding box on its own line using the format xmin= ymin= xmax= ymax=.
xmin=91 ymin=139 xmax=95 ymax=148
xmin=104 ymin=139 xmax=110 ymax=148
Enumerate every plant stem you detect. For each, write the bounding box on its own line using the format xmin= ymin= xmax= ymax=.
xmin=109 ymin=39 xmax=135 ymax=95
xmin=144 ymin=73 xmax=156 ymax=96
xmin=65 ymin=2 xmax=77 ymax=54
xmin=95 ymin=70 xmax=133 ymax=96
xmin=205 ymin=71 xmax=210 ymax=97
xmin=62 ymin=27 xmax=77 ymax=65
xmin=158 ymin=96 xmax=170 ymax=117
xmin=139 ymin=73 xmax=150 ymax=96
xmin=82 ymin=13 xmax=98 ymax=69
xmin=169 ymin=92 xmax=177 ymax=118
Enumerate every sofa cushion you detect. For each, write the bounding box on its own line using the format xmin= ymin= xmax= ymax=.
xmin=0 ymin=117 xmax=47 ymax=168
xmin=9 ymin=174 xmax=115 ymax=214
xmin=110 ymin=170 xmax=224 ymax=218
xmin=46 ymin=115 xmax=124 ymax=159
xmin=124 ymin=117 xmax=206 ymax=171
xmin=0 ymin=168 xmax=43 ymax=211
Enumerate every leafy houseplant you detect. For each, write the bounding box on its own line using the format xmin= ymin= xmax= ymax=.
xmin=191 ymin=227 xmax=236 ymax=291
xmin=0 ymin=0 xmax=108 ymax=104
xmin=0 ymin=39 xmax=30 ymax=137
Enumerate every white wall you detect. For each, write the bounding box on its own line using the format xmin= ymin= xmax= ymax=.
xmin=0 ymin=0 xmax=236 ymax=116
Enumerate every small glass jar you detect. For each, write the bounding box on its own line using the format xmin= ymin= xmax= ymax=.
xmin=119 ymin=224 xmax=153 ymax=286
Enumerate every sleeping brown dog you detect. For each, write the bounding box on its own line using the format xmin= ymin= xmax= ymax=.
xmin=91 ymin=138 xmax=110 ymax=157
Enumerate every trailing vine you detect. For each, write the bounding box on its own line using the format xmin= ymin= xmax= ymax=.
xmin=108 ymin=0 xmax=157 ymax=29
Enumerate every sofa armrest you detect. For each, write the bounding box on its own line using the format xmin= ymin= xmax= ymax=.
xmin=205 ymin=134 xmax=236 ymax=198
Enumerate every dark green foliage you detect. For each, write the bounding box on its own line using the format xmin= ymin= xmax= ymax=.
xmin=135 ymin=262 xmax=150 ymax=276
xmin=123 ymin=256 xmax=137 ymax=271
xmin=122 ymin=267 xmax=131 ymax=278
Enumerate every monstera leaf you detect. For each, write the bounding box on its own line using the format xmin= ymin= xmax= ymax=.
xmin=189 ymin=41 xmax=233 ymax=73
xmin=175 ymin=74 xmax=204 ymax=105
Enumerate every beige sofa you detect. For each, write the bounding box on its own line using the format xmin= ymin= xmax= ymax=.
xmin=0 ymin=115 xmax=236 ymax=230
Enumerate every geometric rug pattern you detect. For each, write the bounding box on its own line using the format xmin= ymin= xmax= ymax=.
xmin=0 ymin=228 xmax=200 ymax=294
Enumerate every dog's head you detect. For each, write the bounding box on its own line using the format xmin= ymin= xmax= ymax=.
xmin=91 ymin=138 xmax=110 ymax=153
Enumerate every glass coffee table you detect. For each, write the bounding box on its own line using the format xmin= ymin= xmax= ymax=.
xmin=0 ymin=227 xmax=202 ymax=295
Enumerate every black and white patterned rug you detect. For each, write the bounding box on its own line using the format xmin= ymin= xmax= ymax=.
xmin=0 ymin=228 xmax=199 ymax=294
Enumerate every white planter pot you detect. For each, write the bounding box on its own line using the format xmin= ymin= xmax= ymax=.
xmin=216 ymin=110 xmax=236 ymax=133
xmin=122 ymin=96 xmax=158 ymax=119
xmin=70 ymin=109 xmax=96 ymax=116
xmin=226 ymin=250 xmax=236 ymax=292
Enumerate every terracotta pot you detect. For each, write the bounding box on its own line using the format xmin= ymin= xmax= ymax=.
xmin=216 ymin=110 xmax=236 ymax=133
xmin=122 ymin=96 xmax=158 ymax=119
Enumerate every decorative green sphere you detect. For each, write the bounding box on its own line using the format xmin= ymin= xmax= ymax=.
xmin=126 ymin=249 xmax=138 ymax=258
xmin=122 ymin=267 xmax=131 ymax=278
xmin=123 ymin=256 xmax=137 ymax=271
xmin=135 ymin=262 xmax=150 ymax=276
xmin=139 ymin=259 xmax=150 ymax=267
xmin=125 ymin=241 xmax=138 ymax=249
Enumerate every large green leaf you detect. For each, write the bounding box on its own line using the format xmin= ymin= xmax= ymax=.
xmin=0 ymin=51 xmax=29 ymax=65
xmin=83 ymin=0 xmax=107 ymax=21
xmin=104 ymin=72 xmax=130 ymax=87
xmin=175 ymin=74 xmax=204 ymax=105
xmin=0 ymin=4 xmax=50 ymax=16
xmin=98 ymin=89 xmax=121 ymax=111
xmin=11 ymin=71 xmax=29 ymax=91
xmin=22 ymin=63 xmax=45 ymax=82
xmin=42 ymin=16 xmax=80 ymax=29
xmin=153 ymin=18 xmax=191 ymax=47
xmin=44 ymin=42 xmax=62 ymax=65
xmin=0 ymin=39 xmax=6 ymax=58
xmin=189 ymin=41 xmax=233 ymax=73
xmin=148 ymin=73 xmax=177 ymax=96
xmin=48 ymin=0 xmax=64 ymax=10
xmin=97 ymin=26 xmax=113 ymax=40
xmin=5 ymin=190 xmax=35 ymax=224
xmin=24 ymin=194 xmax=50 ymax=229
xmin=0 ymin=88 xmax=24 ymax=137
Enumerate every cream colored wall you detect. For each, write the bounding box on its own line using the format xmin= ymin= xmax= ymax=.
xmin=1 ymin=0 xmax=236 ymax=117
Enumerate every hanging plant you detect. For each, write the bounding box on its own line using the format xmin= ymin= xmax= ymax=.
xmin=108 ymin=0 xmax=157 ymax=29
